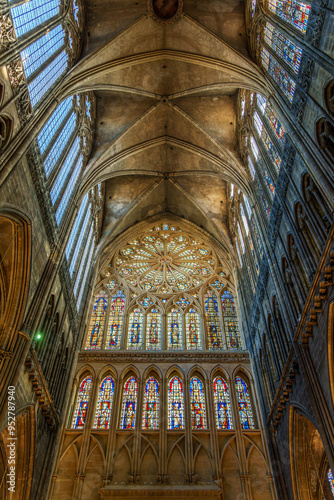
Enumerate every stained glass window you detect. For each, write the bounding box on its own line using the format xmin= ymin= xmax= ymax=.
xmin=268 ymin=0 xmax=311 ymax=34
xmin=142 ymin=377 xmax=159 ymax=430
xmin=264 ymin=22 xmax=302 ymax=74
xmin=235 ymin=377 xmax=255 ymax=429
xmin=86 ymin=294 xmax=108 ymax=349
xmin=168 ymin=376 xmax=184 ymax=429
xmin=146 ymin=308 xmax=161 ymax=350
xmin=139 ymin=297 xmax=154 ymax=308
xmin=65 ymin=193 xmax=89 ymax=261
xmin=253 ymin=112 xmax=281 ymax=174
xmin=204 ymin=291 xmax=223 ymax=349
xmin=38 ymin=99 xmax=72 ymax=158
xmin=237 ymin=224 xmax=245 ymax=254
xmin=221 ymin=291 xmax=242 ymax=349
xmin=261 ymin=48 xmax=296 ymax=103
xmin=93 ymin=376 xmax=114 ymax=429
xmin=76 ymin=230 xmax=95 ymax=310
xmin=28 ymin=50 xmax=68 ymax=108
xmin=167 ymin=309 xmax=182 ymax=350
xmin=327 ymin=469 xmax=334 ymax=496
xmin=120 ymin=376 xmax=137 ymax=429
xmin=175 ymin=297 xmax=191 ymax=309
xmin=50 ymin=137 xmax=80 ymax=204
xmin=106 ymin=291 xmax=125 ymax=349
xmin=43 ymin=111 xmax=76 ymax=177
xmin=10 ymin=0 xmax=60 ymax=38
xmin=127 ymin=309 xmax=143 ymax=349
xmin=257 ymin=95 xmax=286 ymax=147
xmin=190 ymin=377 xmax=207 ymax=429
xmin=255 ymin=177 xmax=271 ymax=219
xmin=213 ymin=377 xmax=233 ymax=430
xmin=236 ymin=239 xmax=243 ymax=267
xmin=71 ymin=376 xmax=92 ymax=429
xmin=248 ymin=156 xmax=256 ymax=179
xmin=185 ymin=308 xmax=201 ymax=350
xmin=55 ymin=154 xmax=83 ymax=224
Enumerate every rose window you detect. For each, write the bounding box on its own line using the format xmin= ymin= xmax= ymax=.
xmin=112 ymin=223 xmax=217 ymax=294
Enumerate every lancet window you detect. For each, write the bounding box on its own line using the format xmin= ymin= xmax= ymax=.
xmin=235 ymin=377 xmax=255 ymax=429
xmin=261 ymin=47 xmax=296 ymax=103
xmin=185 ymin=308 xmax=201 ymax=349
xmin=86 ymin=293 xmax=108 ymax=349
xmin=263 ymin=22 xmax=303 ymax=75
xmin=146 ymin=308 xmax=162 ymax=350
xmin=69 ymin=371 xmax=258 ymax=432
xmin=221 ymin=291 xmax=242 ymax=349
xmin=93 ymin=376 xmax=114 ymax=430
xmin=142 ymin=377 xmax=160 ymax=430
xmin=204 ymin=291 xmax=223 ymax=349
xmin=72 ymin=376 xmax=92 ymax=429
xmin=106 ymin=291 xmax=125 ymax=349
xmin=213 ymin=377 xmax=233 ymax=430
xmin=190 ymin=377 xmax=207 ymax=429
xmin=120 ymin=376 xmax=138 ymax=430
xmin=328 ymin=469 xmax=334 ymax=496
xmin=268 ymin=0 xmax=311 ymax=34
xmin=167 ymin=308 xmax=183 ymax=350
xmin=127 ymin=309 xmax=144 ymax=350
xmin=168 ymin=376 xmax=184 ymax=430
xmin=10 ymin=0 xmax=61 ymax=38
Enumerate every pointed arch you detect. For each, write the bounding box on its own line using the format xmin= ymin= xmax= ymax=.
xmin=204 ymin=290 xmax=223 ymax=349
xmin=167 ymin=308 xmax=183 ymax=350
xmin=71 ymin=375 xmax=93 ymax=429
xmin=85 ymin=292 xmax=108 ymax=350
xmin=168 ymin=375 xmax=184 ymax=430
xmin=119 ymin=375 xmax=138 ymax=429
xmin=185 ymin=307 xmax=202 ymax=350
xmin=93 ymin=376 xmax=115 ymax=429
xmin=106 ymin=290 xmax=125 ymax=349
xmin=235 ymin=375 xmax=255 ymax=430
xmin=145 ymin=307 xmax=162 ymax=350
xmin=213 ymin=375 xmax=234 ymax=430
xmin=142 ymin=376 xmax=160 ymax=430
xmin=127 ymin=308 xmax=144 ymax=350
xmin=189 ymin=376 xmax=207 ymax=430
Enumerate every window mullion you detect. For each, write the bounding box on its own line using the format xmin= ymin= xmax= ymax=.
xmin=249 ymin=144 xmax=275 ymax=208
xmin=256 ymin=104 xmax=284 ymax=156
xmin=67 ymin=201 xmax=89 ymax=269
xmin=53 ymin=150 xmax=80 ymax=212
xmin=262 ymin=42 xmax=298 ymax=86
xmin=48 ymin=132 xmax=77 ymax=189
xmin=41 ymin=107 xmax=75 ymax=160
xmin=26 ymin=44 xmax=65 ymax=85
xmin=250 ymin=123 xmax=279 ymax=186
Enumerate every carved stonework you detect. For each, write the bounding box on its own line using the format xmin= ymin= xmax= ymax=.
xmin=297 ymin=56 xmax=315 ymax=93
xmin=291 ymin=90 xmax=307 ymax=125
xmin=305 ymin=5 xmax=327 ymax=48
xmin=147 ymin=0 xmax=183 ymax=25
xmin=7 ymin=58 xmax=26 ymax=95
xmin=78 ymin=351 xmax=250 ymax=363
xmin=0 ymin=13 xmax=16 ymax=52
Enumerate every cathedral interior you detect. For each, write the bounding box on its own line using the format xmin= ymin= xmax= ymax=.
xmin=0 ymin=0 xmax=334 ymax=499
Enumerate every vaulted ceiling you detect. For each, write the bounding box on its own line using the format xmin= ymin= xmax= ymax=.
xmin=58 ymin=0 xmax=269 ymax=259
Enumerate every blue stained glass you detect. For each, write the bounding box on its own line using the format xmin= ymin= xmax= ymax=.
xmin=264 ymin=22 xmax=302 ymax=74
xmin=55 ymin=154 xmax=83 ymax=224
xmin=190 ymin=377 xmax=207 ymax=429
xmin=268 ymin=0 xmax=311 ymax=34
xmin=235 ymin=377 xmax=255 ymax=429
xmin=254 ymin=112 xmax=281 ymax=174
xmin=185 ymin=308 xmax=201 ymax=350
xmin=28 ymin=50 xmax=68 ymax=108
xmin=255 ymin=178 xmax=271 ymax=219
xmin=43 ymin=112 xmax=76 ymax=177
xmin=204 ymin=291 xmax=222 ymax=349
xmin=127 ymin=309 xmax=143 ymax=349
xmin=261 ymin=48 xmax=295 ymax=103
xmin=93 ymin=377 xmax=114 ymax=429
xmin=167 ymin=309 xmax=182 ymax=350
xmin=146 ymin=308 xmax=161 ymax=350
xmin=65 ymin=194 xmax=89 ymax=260
xmin=21 ymin=25 xmax=64 ymax=79
xmin=71 ymin=376 xmax=92 ymax=429
xmin=51 ymin=137 xmax=80 ymax=203
xmin=168 ymin=376 xmax=184 ymax=429
xmin=106 ymin=292 xmax=125 ymax=349
xmin=10 ymin=0 xmax=60 ymax=38
xmin=85 ymin=294 xmax=108 ymax=350
xmin=120 ymin=376 xmax=137 ymax=429
xmin=327 ymin=469 xmax=334 ymax=495
xmin=221 ymin=291 xmax=242 ymax=349
xmin=213 ymin=377 xmax=233 ymax=430
xmin=37 ymin=97 xmax=73 ymax=155
xmin=142 ymin=377 xmax=159 ymax=430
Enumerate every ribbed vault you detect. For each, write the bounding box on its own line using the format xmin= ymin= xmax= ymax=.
xmin=63 ymin=1 xmax=270 ymax=259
